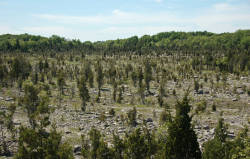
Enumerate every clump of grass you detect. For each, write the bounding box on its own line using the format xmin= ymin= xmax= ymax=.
xmin=99 ymin=111 xmax=106 ymax=122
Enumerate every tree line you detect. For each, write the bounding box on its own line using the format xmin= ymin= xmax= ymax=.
xmin=0 ymin=30 xmax=249 ymax=73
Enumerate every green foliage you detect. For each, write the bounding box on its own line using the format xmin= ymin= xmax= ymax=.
xmin=117 ymin=87 xmax=123 ymax=104
xmin=212 ymin=104 xmax=216 ymax=112
xmin=112 ymin=134 xmax=125 ymax=159
xmin=195 ymin=99 xmax=207 ymax=114
xmin=214 ymin=118 xmax=228 ymax=143
xmin=247 ymin=88 xmax=250 ymax=96
xmin=138 ymin=67 xmax=144 ymax=88
xmin=144 ymin=60 xmax=152 ymax=92
xmin=127 ymin=107 xmax=137 ymax=127
xmin=9 ymin=56 xmax=32 ymax=82
xmin=0 ymin=103 xmax=16 ymax=156
xmin=15 ymin=126 xmax=73 ymax=159
xmin=202 ymin=137 xmax=226 ymax=159
xmin=81 ymin=127 xmax=113 ymax=159
xmin=194 ymin=80 xmax=199 ymax=93
xmin=163 ymin=93 xmax=202 ymax=159
xmin=202 ymin=119 xmax=250 ymax=159
xmin=159 ymin=109 xmax=172 ymax=125
xmin=131 ymin=71 xmax=138 ymax=87
xmin=124 ymin=128 xmax=158 ymax=159
xmin=202 ymin=118 xmax=228 ymax=159
xmin=57 ymin=71 xmax=65 ymax=96
xmin=78 ymin=76 xmax=90 ymax=111
xmin=96 ymin=61 xmax=104 ymax=102
xmin=1 ymin=30 xmax=250 ymax=73
xmin=20 ymin=80 xmax=40 ymax=128
xmin=16 ymin=80 xmax=73 ymax=159
xmin=99 ymin=111 xmax=107 ymax=122
xmin=158 ymin=81 xmax=165 ymax=107
xmin=109 ymin=108 xmax=116 ymax=117
xmin=112 ymin=81 xmax=117 ymax=102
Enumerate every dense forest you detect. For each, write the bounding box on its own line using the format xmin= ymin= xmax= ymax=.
xmin=0 ymin=30 xmax=250 ymax=74
xmin=0 ymin=30 xmax=249 ymax=159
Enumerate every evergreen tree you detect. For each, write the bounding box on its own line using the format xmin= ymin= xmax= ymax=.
xmin=158 ymin=81 xmax=165 ymax=107
xmin=117 ymin=87 xmax=123 ymax=104
xmin=16 ymin=82 xmax=73 ymax=159
xmin=78 ymin=77 xmax=90 ymax=112
xmin=131 ymin=71 xmax=137 ymax=87
xmin=194 ymin=80 xmax=199 ymax=93
xmin=96 ymin=61 xmax=104 ymax=102
xmin=144 ymin=60 xmax=152 ymax=93
xmin=202 ymin=118 xmax=229 ymax=159
xmin=138 ymin=67 xmax=143 ymax=89
xmin=112 ymin=81 xmax=118 ymax=102
xmin=163 ymin=93 xmax=201 ymax=159
xmin=57 ymin=71 xmax=65 ymax=96
xmin=127 ymin=107 xmax=137 ymax=127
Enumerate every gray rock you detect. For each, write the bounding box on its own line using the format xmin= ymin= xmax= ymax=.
xmin=146 ymin=118 xmax=153 ymax=123
xmin=232 ymin=98 xmax=238 ymax=101
xmin=65 ymin=130 xmax=71 ymax=134
xmin=5 ymin=97 xmax=14 ymax=101
xmin=204 ymin=90 xmax=209 ymax=94
xmin=198 ymin=90 xmax=203 ymax=94
xmin=203 ymin=125 xmax=210 ymax=130
xmin=101 ymin=88 xmax=110 ymax=92
xmin=74 ymin=145 xmax=82 ymax=153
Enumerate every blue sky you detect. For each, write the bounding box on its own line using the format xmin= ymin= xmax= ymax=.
xmin=0 ymin=0 xmax=250 ymax=41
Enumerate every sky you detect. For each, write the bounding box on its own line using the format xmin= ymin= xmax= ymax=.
xmin=0 ymin=0 xmax=250 ymax=41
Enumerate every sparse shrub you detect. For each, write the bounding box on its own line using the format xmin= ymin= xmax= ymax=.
xmin=212 ymin=104 xmax=216 ymax=112
xmin=194 ymin=80 xmax=199 ymax=92
xmin=247 ymin=88 xmax=250 ymax=96
xmin=204 ymin=74 xmax=208 ymax=82
xmin=99 ymin=111 xmax=106 ymax=122
xmin=242 ymin=85 xmax=246 ymax=93
xmin=195 ymin=99 xmax=207 ymax=114
xmin=120 ymin=114 xmax=125 ymax=124
xmin=153 ymin=109 xmax=156 ymax=118
xmin=172 ymin=89 xmax=176 ymax=96
xmin=81 ymin=128 xmax=113 ymax=159
xmin=233 ymin=86 xmax=237 ymax=94
xmin=159 ymin=109 xmax=171 ymax=125
xmin=109 ymin=108 xmax=115 ymax=117
xmin=117 ymin=87 xmax=123 ymax=103
xmin=127 ymin=107 xmax=137 ymax=127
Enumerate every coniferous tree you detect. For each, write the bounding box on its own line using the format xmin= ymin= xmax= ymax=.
xmin=138 ymin=67 xmax=143 ymax=89
xmin=131 ymin=71 xmax=137 ymax=87
xmin=96 ymin=61 xmax=104 ymax=102
xmin=144 ymin=60 xmax=152 ymax=93
xmin=158 ymin=81 xmax=165 ymax=107
xmin=117 ymin=87 xmax=123 ymax=104
xmin=78 ymin=77 xmax=90 ymax=112
xmin=163 ymin=92 xmax=201 ymax=159
xmin=16 ymin=82 xmax=73 ymax=159
xmin=57 ymin=71 xmax=65 ymax=97
xmin=202 ymin=118 xmax=229 ymax=159
xmin=112 ymin=81 xmax=118 ymax=102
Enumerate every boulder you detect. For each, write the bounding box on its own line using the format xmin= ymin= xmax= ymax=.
xmin=198 ymin=90 xmax=203 ymax=94
xmin=232 ymin=98 xmax=238 ymax=101
xmin=203 ymin=125 xmax=210 ymax=130
xmin=146 ymin=118 xmax=153 ymax=123
xmin=74 ymin=145 xmax=82 ymax=154
xmin=101 ymin=88 xmax=111 ymax=91
xmin=5 ymin=97 xmax=14 ymax=101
